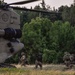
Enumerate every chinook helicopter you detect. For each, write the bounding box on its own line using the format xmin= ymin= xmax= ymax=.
xmin=0 ymin=0 xmax=26 ymax=64
xmin=0 ymin=0 xmax=61 ymax=67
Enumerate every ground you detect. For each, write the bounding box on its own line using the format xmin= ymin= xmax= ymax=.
xmin=14 ymin=64 xmax=75 ymax=70
xmin=0 ymin=64 xmax=75 ymax=75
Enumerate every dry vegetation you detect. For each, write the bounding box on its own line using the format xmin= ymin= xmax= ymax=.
xmin=0 ymin=64 xmax=75 ymax=75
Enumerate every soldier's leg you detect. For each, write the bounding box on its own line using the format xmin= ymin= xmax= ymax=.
xmin=18 ymin=59 xmax=21 ymax=64
xmin=38 ymin=61 xmax=42 ymax=69
xmin=67 ymin=61 xmax=72 ymax=69
xmin=21 ymin=62 xmax=23 ymax=66
xmin=65 ymin=60 xmax=71 ymax=69
xmin=21 ymin=60 xmax=25 ymax=66
xmin=64 ymin=61 xmax=69 ymax=68
xmin=35 ymin=60 xmax=38 ymax=69
xmin=18 ymin=60 xmax=21 ymax=64
xmin=70 ymin=60 xmax=74 ymax=68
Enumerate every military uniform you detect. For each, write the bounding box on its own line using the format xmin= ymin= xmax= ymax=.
xmin=35 ymin=53 xmax=42 ymax=69
xmin=63 ymin=52 xmax=74 ymax=69
xmin=19 ymin=52 xmax=27 ymax=66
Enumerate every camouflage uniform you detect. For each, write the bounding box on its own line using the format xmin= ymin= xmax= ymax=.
xmin=35 ymin=53 xmax=42 ymax=69
xmin=19 ymin=52 xmax=27 ymax=66
xmin=63 ymin=52 xmax=74 ymax=69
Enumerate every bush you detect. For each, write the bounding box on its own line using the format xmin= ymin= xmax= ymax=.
xmin=43 ymin=49 xmax=57 ymax=63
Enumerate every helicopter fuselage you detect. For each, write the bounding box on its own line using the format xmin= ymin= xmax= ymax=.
xmin=0 ymin=8 xmax=20 ymax=29
xmin=0 ymin=7 xmax=24 ymax=63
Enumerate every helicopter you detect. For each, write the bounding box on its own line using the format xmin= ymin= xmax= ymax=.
xmin=0 ymin=0 xmax=61 ymax=66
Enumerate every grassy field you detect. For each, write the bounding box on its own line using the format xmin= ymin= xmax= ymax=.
xmin=0 ymin=64 xmax=75 ymax=75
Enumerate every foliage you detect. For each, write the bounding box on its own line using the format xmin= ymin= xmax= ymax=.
xmin=58 ymin=5 xmax=75 ymax=26
xmin=20 ymin=17 xmax=75 ymax=64
xmin=43 ymin=49 xmax=57 ymax=63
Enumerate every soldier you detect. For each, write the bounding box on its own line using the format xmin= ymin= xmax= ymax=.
xmin=19 ymin=52 xmax=27 ymax=66
xmin=63 ymin=52 xmax=73 ymax=69
xmin=35 ymin=52 xmax=42 ymax=69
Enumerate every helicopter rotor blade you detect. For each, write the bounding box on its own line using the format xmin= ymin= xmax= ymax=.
xmin=11 ymin=6 xmax=61 ymax=14
xmin=8 ymin=0 xmax=40 ymax=5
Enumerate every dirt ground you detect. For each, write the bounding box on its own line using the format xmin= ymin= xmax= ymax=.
xmin=12 ymin=64 xmax=75 ymax=71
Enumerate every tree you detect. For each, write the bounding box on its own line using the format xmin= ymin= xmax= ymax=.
xmin=21 ymin=17 xmax=52 ymax=63
xmin=58 ymin=5 xmax=75 ymax=26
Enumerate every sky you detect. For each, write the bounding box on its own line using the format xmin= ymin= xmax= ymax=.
xmin=4 ymin=0 xmax=74 ymax=9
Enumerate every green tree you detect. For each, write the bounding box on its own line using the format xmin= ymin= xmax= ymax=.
xmin=21 ymin=17 xmax=52 ymax=63
xmin=58 ymin=5 xmax=75 ymax=26
xmin=43 ymin=49 xmax=57 ymax=63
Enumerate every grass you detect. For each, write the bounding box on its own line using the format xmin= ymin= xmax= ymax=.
xmin=0 ymin=68 xmax=75 ymax=75
xmin=0 ymin=64 xmax=75 ymax=75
